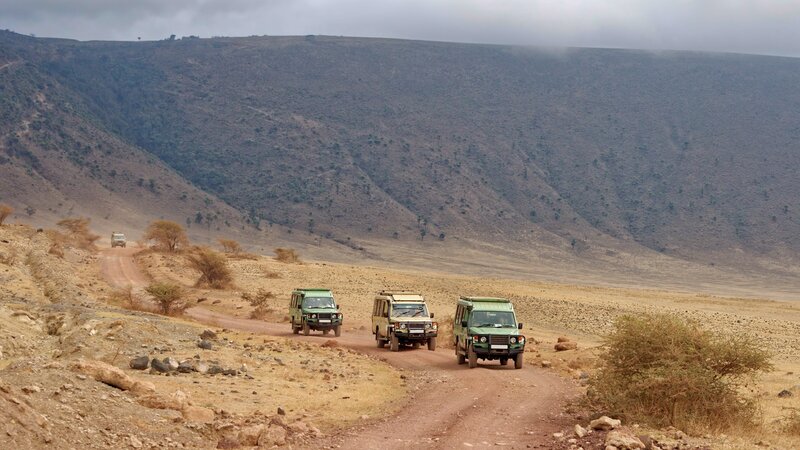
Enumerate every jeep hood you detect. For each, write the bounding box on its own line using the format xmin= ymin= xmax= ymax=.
xmin=302 ymin=307 xmax=338 ymax=314
xmin=469 ymin=327 xmax=519 ymax=336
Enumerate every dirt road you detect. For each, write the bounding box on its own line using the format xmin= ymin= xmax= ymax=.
xmin=98 ymin=249 xmax=577 ymax=449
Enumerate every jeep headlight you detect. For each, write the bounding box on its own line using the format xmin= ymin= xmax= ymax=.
xmin=519 ymin=336 xmax=525 ymax=344
xmin=479 ymin=336 xmax=487 ymax=343
xmin=310 ymin=314 xmax=317 ymax=319
xmin=424 ymin=322 xmax=431 ymax=329
xmin=510 ymin=337 xmax=517 ymax=344
xmin=398 ymin=323 xmax=407 ymax=329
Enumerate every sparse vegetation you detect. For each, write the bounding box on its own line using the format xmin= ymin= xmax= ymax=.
xmin=274 ymin=247 xmax=300 ymax=264
xmin=144 ymin=220 xmax=188 ymax=252
xmin=589 ymin=313 xmax=772 ymax=433
xmin=241 ymin=288 xmax=276 ymax=319
xmin=0 ymin=204 xmax=12 ymax=226
xmin=218 ymin=238 xmax=241 ymax=254
xmin=187 ymin=247 xmax=233 ymax=288
xmin=144 ymin=282 xmax=186 ymax=315
xmin=56 ymin=217 xmax=99 ymax=250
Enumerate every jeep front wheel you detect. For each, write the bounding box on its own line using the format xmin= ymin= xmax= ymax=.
xmin=514 ymin=352 xmax=524 ymax=369
xmin=390 ymin=334 xmax=400 ymax=352
xmin=303 ymin=322 xmax=310 ymax=336
xmin=334 ymin=325 xmax=341 ymax=337
xmin=467 ymin=344 xmax=478 ymax=369
xmin=427 ymin=337 xmax=436 ymax=351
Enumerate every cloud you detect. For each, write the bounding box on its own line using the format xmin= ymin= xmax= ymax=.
xmin=2 ymin=0 xmax=799 ymax=56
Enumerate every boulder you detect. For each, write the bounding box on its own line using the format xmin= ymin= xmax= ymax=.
xmin=69 ymin=360 xmax=155 ymax=394
xmin=557 ymin=336 xmax=572 ymax=343
xmin=590 ymin=416 xmax=621 ymax=431
xmin=150 ymin=358 xmax=171 ymax=373
xmin=555 ymin=341 xmax=578 ymax=351
xmin=129 ymin=356 xmax=150 ymax=370
xmin=258 ymin=425 xmax=287 ymax=447
xmin=778 ymin=389 xmax=793 ymax=398
xmin=605 ymin=430 xmax=645 ymax=449
xmin=163 ymin=357 xmax=180 ymax=371
xmin=574 ymin=424 xmax=588 ymax=438
xmin=182 ymin=406 xmax=215 ymax=423
xmin=177 ymin=361 xmax=194 ymax=373
xmin=238 ymin=424 xmax=265 ymax=446
xmin=200 ymin=329 xmax=217 ymax=340
xmin=198 ymin=340 xmax=213 ymax=350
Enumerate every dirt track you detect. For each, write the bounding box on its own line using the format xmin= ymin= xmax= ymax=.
xmin=99 ymin=248 xmax=577 ymax=449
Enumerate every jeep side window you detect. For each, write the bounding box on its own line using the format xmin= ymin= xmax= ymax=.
xmin=382 ymin=301 xmax=389 ymax=317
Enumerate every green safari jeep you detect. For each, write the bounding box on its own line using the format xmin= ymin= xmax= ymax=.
xmin=453 ymin=297 xmax=526 ymax=369
xmin=289 ymin=288 xmax=343 ymax=337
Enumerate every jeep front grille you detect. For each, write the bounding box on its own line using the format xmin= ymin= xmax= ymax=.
xmin=407 ymin=323 xmax=426 ymax=330
xmin=489 ymin=335 xmax=509 ymax=345
xmin=318 ymin=313 xmax=332 ymax=319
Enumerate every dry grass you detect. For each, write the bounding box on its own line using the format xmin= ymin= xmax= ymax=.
xmin=187 ymin=247 xmax=233 ymax=288
xmin=241 ymin=289 xmax=276 ymax=319
xmin=588 ymin=313 xmax=772 ymax=434
xmin=218 ymin=238 xmax=241 ymax=254
xmin=274 ymin=247 xmax=300 ymax=264
xmin=107 ymin=286 xmax=159 ymax=314
xmin=56 ymin=217 xmax=99 ymax=250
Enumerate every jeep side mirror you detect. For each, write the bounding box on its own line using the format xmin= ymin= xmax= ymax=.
xmin=461 ymin=320 xmax=468 ymax=328
xmin=518 ymin=323 xmax=523 ymax=330
xmin=430 ymin=313 xmax=434 ymax=319
xmin=337 ymin=304 xmax=340 ymax=310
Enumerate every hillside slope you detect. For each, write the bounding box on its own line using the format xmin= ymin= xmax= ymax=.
xmin=2 ymin=31 xmax=800 ymax=273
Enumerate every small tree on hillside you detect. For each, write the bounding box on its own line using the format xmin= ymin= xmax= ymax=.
xmin=0 ymin=204 xmax=13 ymax=226
xmin=144 ymin=220 xmax=188 ymax=252
xmin=218 ymin=238 xmax=241 ymax=254
xmin=274 ymin=247 xmax=300 ymax=263
xmin=187 ymin=247 xmax=232 ymax=288
xmin=145 ymin=282 xmax=186 ymax=315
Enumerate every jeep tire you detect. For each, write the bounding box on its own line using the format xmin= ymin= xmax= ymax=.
xmin=467 ymin=344 xmax=478 ymax=369
xmin=303 ymin=322 xmax=310 ymax=336
xmin=292 ymin=320 xmax=299 ymax=335
xmin=390 ymin=334 xmax=400 ymax=352
xmin=427 ymin=337 xmax=436 ymax=351
xmin=412 ymin=342 xmax=420 ymax=349
xmin=514 ymin=352 xmax=524 ymax=369
xmin=334 ymin=325 xmax=341 ymax=337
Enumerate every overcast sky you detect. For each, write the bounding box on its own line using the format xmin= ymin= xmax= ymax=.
xmin=2 ymin=0 xmax=800 ymax=56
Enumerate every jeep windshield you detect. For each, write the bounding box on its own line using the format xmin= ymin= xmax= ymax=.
xmin=303 ymin=297 xmax=336 ymax=309
xmin=471 ymin=311 xmax=516 ymax=328
xmin=391 ymin=303 xmax=429 ymax=318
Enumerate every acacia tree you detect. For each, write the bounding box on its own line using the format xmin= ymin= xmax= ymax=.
xmin=218 ymin=238 xmax=241 ymax=254
xmin=144 ymin=220 xmax=188 ymax=252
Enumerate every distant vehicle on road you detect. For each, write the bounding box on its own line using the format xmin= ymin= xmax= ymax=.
xmin=111 ymin=232 xmax=127 ymax=248
xmin=453 ymin=297 xmax=526 ymax=369
xmin=289 ymin=288 xmax=343 ymax=336
xmin=372 ymin=290 xmax=437 ymax=352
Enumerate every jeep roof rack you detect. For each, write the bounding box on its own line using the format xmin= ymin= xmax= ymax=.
xmin=459 ymin=296 xmax=510 ymax=302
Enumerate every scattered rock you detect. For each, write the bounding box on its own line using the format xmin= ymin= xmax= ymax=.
xmin=21 ymin=385 xmax=41 ymax=394
xmin=237 ymin=424 xmax=265 ymax=446
xmin=540 ymin=360 xmax=552 ymax=368
xmin=197 ymin=340 xmax=213 ymax=350
xmin=129 ymin=356 xmax=150 ymax=370
xmin=321 ymin=340 xmax=338 ymax=348
xmin=557 ymin=336 xmax=572 ymax=343
xmin=590 ymin=416 xmax=621 ymax=431
xmin=129 ymin=435 xmax=143 ymax=448
xmin=277 ymin=406 xmax=286 ymax=415
xmin=574 ymin=424 xmax=588 ymax=438
xmin=69 ymin=359 xmax=155 ymax=394
xmin=778 ymin=389 xmax=793 ymax=398
xmin=605 ymin=430 xmax=645 ymax=449
xmin=177 ymin=361 xmax=194 ymax=373
xmin=194 ymin=362 xmax=209 ymax=374
xmin=207 ymin=365 xmax=225 ymax=375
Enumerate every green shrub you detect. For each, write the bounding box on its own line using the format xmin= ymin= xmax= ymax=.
xmin=589 ymin=313 xmax=771 ymax=433
xmin=144 ymin=282 xmax=186 ymax=315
